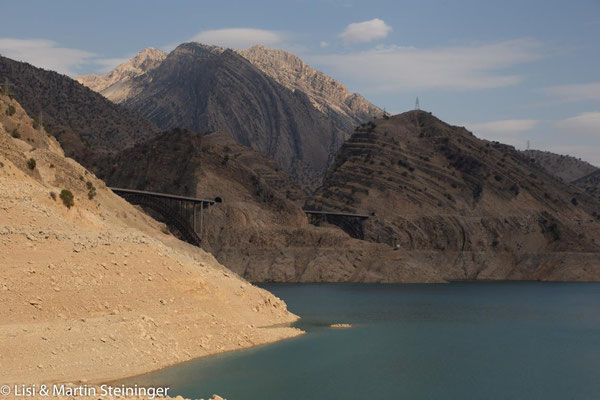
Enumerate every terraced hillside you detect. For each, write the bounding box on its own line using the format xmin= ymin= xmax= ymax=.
xmin=307 ymin=111 xmax=600 ymax=281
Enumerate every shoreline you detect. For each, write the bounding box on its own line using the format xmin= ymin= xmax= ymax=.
xmin=103 ymin=323 xmax=305 ymax=387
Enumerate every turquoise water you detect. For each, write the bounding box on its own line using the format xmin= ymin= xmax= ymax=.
xmin=121 ymin=282 xmax=600 ymax=399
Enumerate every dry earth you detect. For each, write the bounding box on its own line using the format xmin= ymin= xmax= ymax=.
xmin=0 ymin=93 xmax=302 ymax=392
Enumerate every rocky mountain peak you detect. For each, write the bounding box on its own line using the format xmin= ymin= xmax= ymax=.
xmin=237 ymin=45 xmax=382 ymax=127
xmin=126 ymin=47 xmax=167 ymax=70
xmin=76 ymin=47 xmax=167 ymax=102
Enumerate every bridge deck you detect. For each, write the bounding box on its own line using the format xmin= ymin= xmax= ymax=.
xmin=302 ymin=210 xmax=370 ymax=219
xmin=110 ymin=187 xmax=215 ymax=205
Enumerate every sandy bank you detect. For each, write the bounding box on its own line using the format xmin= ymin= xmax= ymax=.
xmin=0 ymin=93 xmax=302 ymax=390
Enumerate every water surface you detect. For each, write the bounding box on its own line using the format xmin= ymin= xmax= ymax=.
xmin=121 ymin=282 xmax=600 ymax=399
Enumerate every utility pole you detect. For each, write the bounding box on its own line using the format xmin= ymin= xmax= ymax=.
xmin=415 ymin=97 xmax=420 ymax=111
xmin=527 ymin=140 xmax=530 ymax=150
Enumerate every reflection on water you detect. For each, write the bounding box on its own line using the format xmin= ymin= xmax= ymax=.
xmin=120 ymin=282 xmax=600 ymax=400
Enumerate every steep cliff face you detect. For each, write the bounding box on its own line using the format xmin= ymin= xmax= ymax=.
xmin=307 ymin=111 xmax=600 ymax=281
xmin=116 ymin=43 xmax=346 ymax=188
xmin=238 ymin=45 xmax=382 ymax=133
xmin=0 ymin=55 xmax=159 ymax=164
xmin=522 ymin=149 xmax=598 ymax=182
xmin=76 ymin=47 xmax=167 ymax=103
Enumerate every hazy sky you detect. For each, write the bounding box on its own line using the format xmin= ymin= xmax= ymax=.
xmin=1 ymin=0 xmax=599 ymax=165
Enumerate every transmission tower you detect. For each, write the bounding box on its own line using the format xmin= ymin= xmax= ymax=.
xmin=526 ymin=140 xmax=530 ymax=150
xmin=415 ymin=97 xmax=420 ymax=111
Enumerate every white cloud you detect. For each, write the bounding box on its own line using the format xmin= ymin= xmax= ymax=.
xmin=320 ymin=41 xmax=329 ymax=48
xmin=311 ymin=38 xmax=542 ymax=91
xmin=461 ymin=119 xmax=540 ymax=146
xmin=555 ymin=112 xmax=600 ymax=138
xmin=339 ymin=18 xmax=392 ymax=44
xmin=0 ymin=38 xmax=95 ymax=76
xmin=544 ymin=82 xmax=600 ymax=103
xmin=190 ymin=28 xmax=285 ymax=49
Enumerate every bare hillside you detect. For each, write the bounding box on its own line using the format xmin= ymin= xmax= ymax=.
xmin=522 ymin=149 xmax=598 ymax=182
xmin=0 ymin=93 xmax=301 ymax=384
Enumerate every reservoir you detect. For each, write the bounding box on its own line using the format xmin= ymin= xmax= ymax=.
xmin=121 ymin=282 xmax=600 ymax=399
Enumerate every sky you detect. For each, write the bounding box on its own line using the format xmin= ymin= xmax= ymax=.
xmin=1 ymin=0 xmax=599 ymax=165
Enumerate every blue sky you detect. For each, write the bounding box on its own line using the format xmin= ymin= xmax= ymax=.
xmin=1 ymin=0 xmax=599 ymax=165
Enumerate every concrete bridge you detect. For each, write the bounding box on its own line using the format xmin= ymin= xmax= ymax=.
xmin=110 ymin=188 xmax=220 ymax=246
xmin=303 ymin=210 xmax=371 ymax=240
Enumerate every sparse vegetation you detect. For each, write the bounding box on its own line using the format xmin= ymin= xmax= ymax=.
xmin=59 ymin=189 xmax=74 ymax=209
xmin=86 ymin=181 xmax=96 ymax=200
xmin=5 ymin=104 xmax=16 ymax=116
xmin=50 ymin=192 xmax=57 ymax=201
xmin=11 ymin=129 xmax=20 ymax=138
xmin=27 ymin=158 xmax=36 ymax=170
xmin=571 ymin=197 xmax=578 ymax=206
xmin=222 ymin=154 xmax=229 ymax=166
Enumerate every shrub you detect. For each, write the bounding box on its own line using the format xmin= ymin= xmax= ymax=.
xmin=86 ymin=181 xmax=96 ymax=200
xmin=11 ymin=129 xmax=20 ymax=138
xmin=27 ymin=158 xmax=36 ymax=170
xmin=5 ymin=104 xmax=16 ymax=116
xmin=50 ymin=192 xmax=57 ymax=201
xmin=32 ymin=119 xmax=40 ymax=130
xmin=571 ymin=197 xmax=578 ymax=206
xmin=59 ymin=189 xmax=74 ymax=209
xmin=221 ymin=154 xmax=229 ymax=166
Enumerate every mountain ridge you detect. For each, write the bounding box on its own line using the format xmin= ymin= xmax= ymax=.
xmin=76 ymin=47 xmax=167 ymax=102
xmin=0 ymin=55 xmax=159 ymax=164
xmin=306 ymin=110 xmax=600 ymax=281
xmin=115 ymin=42 xmax=350 ymax=188
xmin=522 ymin=149 xmax=599 ymax=182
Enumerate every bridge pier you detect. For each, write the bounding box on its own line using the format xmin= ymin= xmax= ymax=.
xmin=110 ymin=188 xmax=218 ymax=247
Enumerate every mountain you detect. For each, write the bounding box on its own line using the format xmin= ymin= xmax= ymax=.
xmin=76 ymin=43 xmax=382 ymax=188
xmin=573 ymin=170 xmax=600 ymax=198
xmin=306 ymin=111 xmax=600 ymax=281
xmin=237 ymin=45 xmax=382 ymax=132
xmin=95 ymin=128 xmax=444 ymax=283
xmin=114 ymin=42 xmax=351 ymax=187
xmin=76 ymin=47 xmax=167 ymax=103
xmin=0 ymin=92 xmax=300 ymax=383
xmin=0 ymin=55 xmax=159 ymax=164
xmin=522 ymin=149 xmax=599 ymax=182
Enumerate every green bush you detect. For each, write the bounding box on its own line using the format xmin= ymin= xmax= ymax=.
xmin=59 ymin=189 xmax=74 ymax=209
xmin=5 ymin=104 xmax=16 ymax=116
xmin=27 ymin=158 xmax=36 ymax=170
